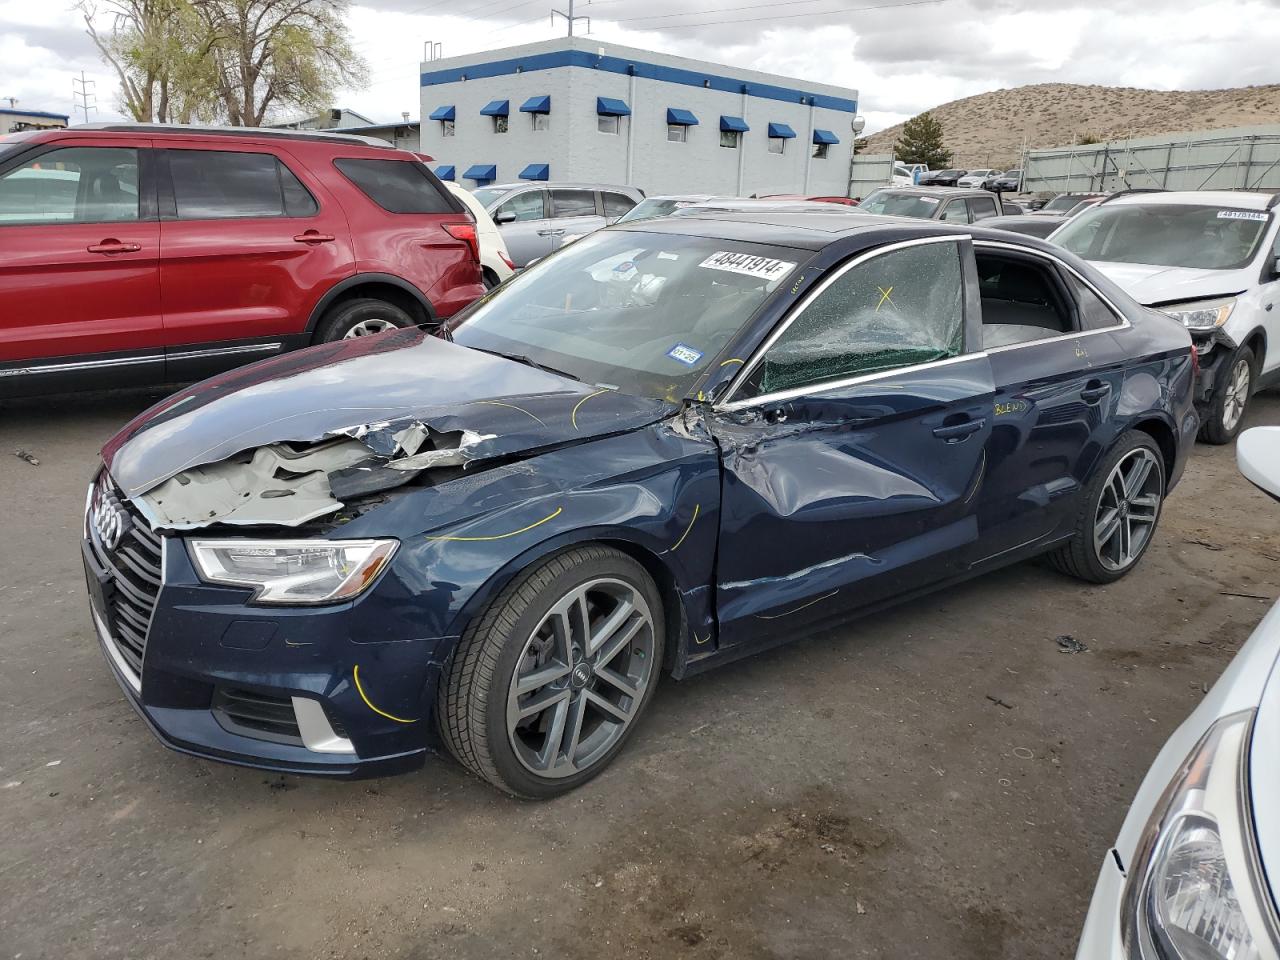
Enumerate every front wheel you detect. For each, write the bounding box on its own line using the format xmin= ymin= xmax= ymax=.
xmin=436 ymin=545 xmax=664 ymax=798
xmin=1199 ymin=345 xmax=1254 ymax=445
xmin=1047 ymin=430 xmax=1166 ymax=584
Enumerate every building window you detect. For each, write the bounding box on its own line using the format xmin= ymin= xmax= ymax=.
xmin=532 ymin=113 xmax=549 ymax=131
xmin=441 ymin=120 xmax=455 ymax=137
xmin=598 ymin=114 xmax=620 ymax=135
xmin=720 ymin=130 xmax=740 ymax=149
xmin=493 ymin=115 xmax=508 ymax=134
xmin=667 ymin=123 xmax=687 ymax=143
xmin=812 ymin=142 xmax=829 ymax=159
xmin=768 ymin=136 xmax=786 ymax=155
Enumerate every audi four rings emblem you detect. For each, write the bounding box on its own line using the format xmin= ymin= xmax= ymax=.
xmin=91 ymin=490 xmax=128 ymax=552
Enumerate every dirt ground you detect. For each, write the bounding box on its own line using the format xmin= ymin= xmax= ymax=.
xmin=2 ymin=389 xmax=1278 ymax=960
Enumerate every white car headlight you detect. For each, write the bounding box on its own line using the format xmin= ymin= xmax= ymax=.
xmin=1162 ymin=298 xmax=1237 ymax=333
xmin=1123 ymin=710 xmax=1280 ymax=960
xmin=189 ymin=539 xmax=398 ymax=605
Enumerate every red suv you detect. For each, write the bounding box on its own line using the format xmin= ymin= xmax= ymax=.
xmin=0 ymin=124 xmax=484 ymax=397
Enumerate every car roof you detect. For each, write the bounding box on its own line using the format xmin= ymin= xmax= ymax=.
xmin=869 ymin=186 xmax=993 ymax=198
xmin=482 ymin=181 xmax=637 ymax=192
xmin=29 ymin=122 xmax=398 ymax=150
xmin=1105 ymin=189 xmax=1278 ymax=210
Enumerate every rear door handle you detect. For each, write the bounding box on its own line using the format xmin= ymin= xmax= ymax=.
xmin=1081 ymin=382 xmax=1112 ymax=403
xmin=87 ymin=240 xmax=141 ymax=254
xmin=293 ymin=231 xmax=336 ymax=244
xmin=933 ymin=418 xmax=986 ymax=442
xmin=538 ymin=228 xmax=565 ymax=236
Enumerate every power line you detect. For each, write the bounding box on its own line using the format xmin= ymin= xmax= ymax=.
xmin=607 ymin=0 xmax=950 ymax=29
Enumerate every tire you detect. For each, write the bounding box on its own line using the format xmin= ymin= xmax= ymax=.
xmin=315 ymin=297 xmax=414 ymax=343
xmin=1046 ymin=430 xmax=1166 ymax=584
xmin=482 ymin=267 xmax=500 ymax=290
xmin=436 ymin=545 xmax=665 ymax=798
xmin=1198 ymin=345 xmax=1255 ymax=445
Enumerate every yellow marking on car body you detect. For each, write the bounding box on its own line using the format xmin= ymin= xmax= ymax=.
xmin=755 ymin=590 xmax=838 ymax=620
xmin=424 ymin=506 xmax=564 ymax=543
xmin=475 ymin=399 xmax=547 ymax=427
xmin=720 ymin=358 xmax=744 ymax=367
xmin=662 ymin=503 xmax=701 ymax=554
xmin=875 ymin=286 xmax=895 ymax=312
xmin=571 ymin=389 xmax=610 ymax=430
xmin=353 ymin=664 xmax=418 ymax=723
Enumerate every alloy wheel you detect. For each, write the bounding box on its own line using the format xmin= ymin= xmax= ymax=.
xmin=1094 ymin=448 xmax=1163 ymax=572
xmin=1221 ymin=358 xmax=1251 ymax=433
xmin=506 ymin=577 xmax=655 ymax=779
xmin=343 ymin=318 xmax=396 ymax=338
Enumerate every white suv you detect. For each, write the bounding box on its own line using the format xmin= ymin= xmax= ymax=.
xmin=1053 ymin=191 xmax=1280 ymax=443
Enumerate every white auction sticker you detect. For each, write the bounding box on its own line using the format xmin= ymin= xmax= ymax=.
xmin=699 ymin=251 xmax=796 ymax=281
xmin=1219 ymin=210 xmax=1269 ymax=222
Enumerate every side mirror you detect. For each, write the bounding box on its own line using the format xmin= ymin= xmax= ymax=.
xmin=1238 ymin=427 xmax=1280 ymax=502
xmin=494 ymin=210 xmax=517 ymax=225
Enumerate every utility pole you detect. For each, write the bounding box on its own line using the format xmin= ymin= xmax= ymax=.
xmin=72 ymin=72 xmax=97 ymax=124
xmin=551 ymin=0 xmax=588 ymax=36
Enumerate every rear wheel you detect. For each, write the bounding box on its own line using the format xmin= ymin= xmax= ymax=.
xmin=315 ymin=297 xmax=414 ymax=343
xmin=1047 ymin=430 xmax=1165 ymax=584
xmin=1199 ymin=345 xmax=1254 ymax=445
xmin=436 ymin=545 xmax=664 ymax=798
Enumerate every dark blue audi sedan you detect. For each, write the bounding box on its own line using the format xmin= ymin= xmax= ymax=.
xmin=83 ymin=211 xmax=1198 ymax=797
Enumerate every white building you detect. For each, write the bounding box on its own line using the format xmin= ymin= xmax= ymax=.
xmin=419 ymin=37 xmax=859 ymax=197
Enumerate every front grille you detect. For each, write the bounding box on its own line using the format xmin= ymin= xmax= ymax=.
xmin=213 ymin=687 xmax=304 ymax=745
xmin=86 ymin=472 xmax=164 ymax=679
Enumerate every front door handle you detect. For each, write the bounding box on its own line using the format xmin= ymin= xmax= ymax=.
xmin=293 ymin=231 xmax=336 ymax=244
xmin=932 ymin=418 xmax=986 ymax=442
xmin=1081 ymin=381 xmax=1112 ymax=404
xmin=87 ymin=240 xmax=142 ymax=254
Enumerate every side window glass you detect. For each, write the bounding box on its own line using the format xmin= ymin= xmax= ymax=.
xmin=332 ymin=158 xmax=448 ymax=214
xmin=1070 ymin=275 xmax=1122 ymax=331
xmin=968 ymin=197 xmax=998 ymax=221
xmin=552 ymin=189 xmax=597 ymax=218
xmin=744 ymin=241 xmax=965 ymax=398
xmin=0 ymin=147 xmax=139 ymax=225
xmin=603 ymin=192 xmax=634 ymax=220
xmin=940 ymin=202 xmax=969 ymax=223
xmin=169 ymin=149 xmax=315 ymax=220
xmin=497 ymin=191 xmax=545 ymax=222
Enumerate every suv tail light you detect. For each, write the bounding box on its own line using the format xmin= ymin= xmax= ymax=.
xmin=443 ymin=222 xmax=480 ymax=264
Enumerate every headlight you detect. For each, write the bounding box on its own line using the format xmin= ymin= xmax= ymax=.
xmin=189 ymin=539 xmax=398 ymax=605
xmin=1162 ymin=298 xmax=1237 ymax=332
xmin=1122 ymin=710 xmax=1280 ymax=959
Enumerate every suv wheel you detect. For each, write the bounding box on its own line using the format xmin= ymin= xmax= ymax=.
xmin=316 ymin=298 xmax=414 ymax=343
xmin=1047 ymin=430 xmax=1165 ymax=584
xmin=437 ymin=545 xmax=664 ymax=798
xmin=1199 ymin=345 xmax=1255 ymax=445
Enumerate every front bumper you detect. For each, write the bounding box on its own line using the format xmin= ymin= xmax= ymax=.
xmin=1191 ymin=331 xmax=1239 ymax=411
xmin=82 ymin=502 xmax=450 ymax=779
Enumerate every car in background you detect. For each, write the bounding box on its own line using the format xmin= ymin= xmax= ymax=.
xmin=856 ymin=186 xmax=1008 ymax=224
xmin=981 ymin=196 xmax=1107 ymax=239
xmin=987 ymin=169 xmax=1022 ymax=192
xmin=443 ymin=181 xmax=514 ymax=289
xmin=918 ymin=168 xmax=967 ymax=186
xmin=0 ymin=124 xmax=484 ymax=398
xmin=470 ymin=182 xmax=644 ymax=268
xmin=1053 ymin=190 xmax=1280 ymax=443
xmin=1075 ymin=425 xmax=1280 ymax=960
xmin=1034 ymin=192 xmax=1108 ymax=217
xmin=958 ymin=169 xmax=999 ymax=188
xmin=894 ymin=162 xmax=929 ymax=185
xmin=556 ymin=194 xmax=724 ymax=249
xmin=758 ymin=193 xmax=858 ymax=206
xmin=81 ymin=208 xmax=1195 ymax=799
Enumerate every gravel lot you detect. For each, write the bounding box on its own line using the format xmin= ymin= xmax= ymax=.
xmin=2 ymin=389 xmax=1277 ymax=960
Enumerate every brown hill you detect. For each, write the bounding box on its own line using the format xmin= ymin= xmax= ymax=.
xmin=863 ymin=82 xmax=1280 ymax=169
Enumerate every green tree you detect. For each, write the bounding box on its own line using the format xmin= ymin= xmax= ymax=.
xmin=894 ymin=111 xmax=953 ymax=168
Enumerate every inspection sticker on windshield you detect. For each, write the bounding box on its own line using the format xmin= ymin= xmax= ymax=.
xmin=666 ymin=342 xmax=704 ymax=365
xmin=699 ymin=251 xmax=796 ymax=281
xmin=1219 ymin=210 xmax=1268 ymax=222
xmin=919 ymin=197 xmax=940 ymax=204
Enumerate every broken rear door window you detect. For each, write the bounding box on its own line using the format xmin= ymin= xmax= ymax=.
xmin=739 ymin=239 xmax=966 ymax=399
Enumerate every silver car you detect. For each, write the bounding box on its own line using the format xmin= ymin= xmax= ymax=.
xmin=470 ymin=182 xmax=643 ymax=267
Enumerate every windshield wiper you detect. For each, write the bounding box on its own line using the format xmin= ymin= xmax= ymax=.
xmin=467 ymin=346 xmax=583 ymax=382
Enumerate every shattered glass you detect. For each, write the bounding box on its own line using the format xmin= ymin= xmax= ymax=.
xmin=752 ymin=241 xmax=965 ymax=396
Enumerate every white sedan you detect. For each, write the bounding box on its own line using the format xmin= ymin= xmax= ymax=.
xmin=1076 ymin=425 xmax=1280 ymax=960
xmin=958 ymin=169 xmax=999 ymax=188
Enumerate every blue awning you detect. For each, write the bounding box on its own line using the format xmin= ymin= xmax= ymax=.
xmin=519 ymin=163 xmax=550 ymax=181
xmin=480 ymin=99 xmax=510 ymax=117
xmin=428 ymin=105 xmax=455 ymax=121
xmin=666 ymin=108 xmax=699 ymax=126
xmin=520 ymin=95 xmax=551 ymax=114
xmin=596 ymin=96 xmax=631 ymax=116
xmin=463 ymin=164 xmax=497 ymax=182
xmin=767 ymin=122 xmax=797 ymax=139
xmin=435 ymin=164 xmax=455 ymax=181
xmin=812 ymin=128 xmax=840 ymax=145
xmin=720 ymin=115 xmax=749 ymax=133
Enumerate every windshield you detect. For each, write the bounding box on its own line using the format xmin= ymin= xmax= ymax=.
xmin=452 ymin=230 xmax=805 ymax=401
xmin=857 ymin=191 xmax=941 ymax=219
xmin=1042 ymin=194 xmax=1084 ymax=213
xmin=471 ymin=186 xmax=507 ymax=208
xmin=616 ymin=198 xmax=685 ymax=224
xmin=1055 ymin=203 xmax=1271 ymax=271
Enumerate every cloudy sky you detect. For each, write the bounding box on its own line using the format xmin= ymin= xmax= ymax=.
xmin=3 ymin=0 xmax=1279 ymax=134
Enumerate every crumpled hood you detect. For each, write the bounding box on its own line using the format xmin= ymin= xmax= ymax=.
xmin=104 ymin=328 xmax=675 ymax=503
xmin=1089 ymin=261 xmax=1248 ymax=307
